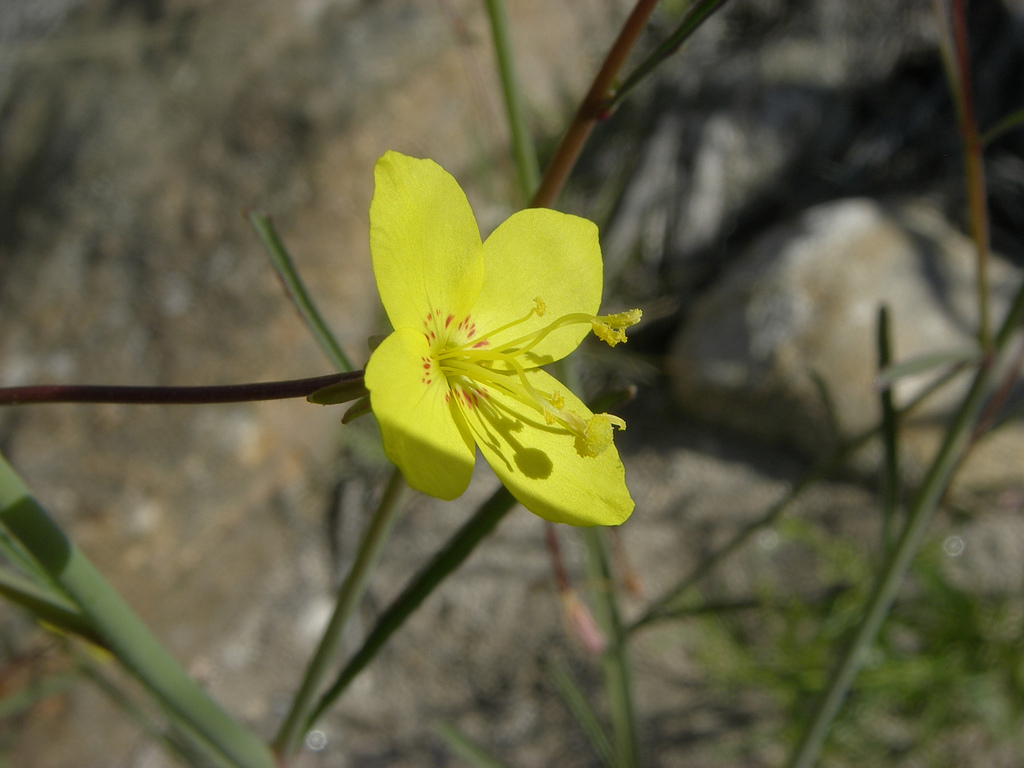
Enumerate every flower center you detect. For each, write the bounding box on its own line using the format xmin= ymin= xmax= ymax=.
xmin=423 ymin=299 xmax=641 ymax=458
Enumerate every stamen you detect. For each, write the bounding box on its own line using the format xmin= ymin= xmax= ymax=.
xmin=575 ymin=414 xmax=626 ymax=458
xmin=433 ymin=301 xmax=639 ymax=459
xmin=591 ymin=309 xmax=642 ymax=348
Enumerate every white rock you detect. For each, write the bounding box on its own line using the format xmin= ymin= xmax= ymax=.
xmin=667 ymin=197 xmax=1023 ymax=486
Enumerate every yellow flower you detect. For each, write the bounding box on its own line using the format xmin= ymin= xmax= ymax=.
xmin=364 ymin=151 xmax=640 ymax=526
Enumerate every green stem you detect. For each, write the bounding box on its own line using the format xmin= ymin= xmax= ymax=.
xmin=304 ymin=486 xmax=518 ymax=729
xmin=0 ymin=455 xmax=275 ymax=768
xmin=273 ymin=468 xmax=407 ymax=757
xmin=248 ymin=211 xmax=355 ymax=373
xmin=0 ymin=372 xmax=364 ymax=406
xmin=530 ymin=0 xmax=660 ymax=209
xmin=483 ymin=0 xmax=540 ymax=203
xmin=583 ymin=528 xmax=638 ymax=768
xmin=785 ymin=275 xmax=1024 ymax=768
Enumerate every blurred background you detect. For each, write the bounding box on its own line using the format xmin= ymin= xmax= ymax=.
xmin=2 ymin=1 xmax=1024 ymax=766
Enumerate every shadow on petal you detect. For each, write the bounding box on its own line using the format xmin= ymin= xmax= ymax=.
xmin=466 ymin=395 xmax=556 ymax=480
xmin=513 ymin=446 xmax=552 ymax=480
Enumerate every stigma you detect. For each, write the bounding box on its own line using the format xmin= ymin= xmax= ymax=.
xmin=426 ymin=299 xmax=641 ymax=458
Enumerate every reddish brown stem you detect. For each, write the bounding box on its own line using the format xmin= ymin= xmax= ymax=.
xmin=529 ymin=0 xmax=660 ymax=209
xmin=951 ymin=0 xmax=992 ymax=349
xmin=0 ymin=372 xmax=364 ymax=406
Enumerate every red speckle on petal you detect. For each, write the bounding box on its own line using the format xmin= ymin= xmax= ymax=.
xmin=445 ymin=314 xmax=454 ymax=328
xmin=472 ymin=340 xmax=488 ymax=348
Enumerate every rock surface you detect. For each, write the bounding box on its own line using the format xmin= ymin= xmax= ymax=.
xmin=667 ymin=197 xmax=1024 ymax=484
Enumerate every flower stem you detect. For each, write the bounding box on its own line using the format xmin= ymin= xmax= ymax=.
xmin=273 ymin=468 xmax=407 ymax=758
xmin=950 ymin=0 xmax=992 ymax=351
xmin=529 ymin=0 xmax=660 ymax=209
xmin=483 ymin=0 xmax=540 ymax=203
xmin=0 ymin=372 xmax=364 ymax=406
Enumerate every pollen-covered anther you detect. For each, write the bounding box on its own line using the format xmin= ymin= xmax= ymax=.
xmin=591 ymin=308 xmax=642 ymax=348
xmin=542 ymin=390 xmax=566 ymax=425
xmin=534 ymin=297 xmax=547 ymax=317
xmin=574 ymin=413 xmax=627 ymax=458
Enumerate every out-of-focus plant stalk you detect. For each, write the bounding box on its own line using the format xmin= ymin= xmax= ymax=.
xmin=483 ymin=0 xmax=540 ymax=203
xmin=530 ymin=0 xmax=660 ymax=209
xmin=627 ymin=360 xmax=963 ymax=632
xmin=304 ymin=486 xmax=518 ymax=730
xmin=877 ymin=307 xmax=900 ymax=554
xmin=583 ymin=528 xmax=638 ymax=768
xmin=950 ymin=0 xmax=993 ymax=350
xmin=274 ymin=468 xmax=407 ymax=758
xmin=786 ymin=274 xmax=1024 ymax=768
xmin=608 ymin=0 xmax=731 ymax=110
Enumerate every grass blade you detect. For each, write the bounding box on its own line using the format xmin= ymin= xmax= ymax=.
xmin=583 ymin=528 xmax=638 ymax=768
xmin=545 ymin=658 xmax=617 ymax=768
xmin=305 ymin=486 xmax=518 ymax=729
xmin=785 ymin=275 xmax=1024 ymax=768
xmin=248 ymin=210 xmax=354 ymax=373
xmin=432 ymin=720 xmax=515 ymax=768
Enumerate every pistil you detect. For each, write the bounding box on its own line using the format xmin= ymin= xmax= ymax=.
xmin=434 ymin=300 xmax=641 ymax=458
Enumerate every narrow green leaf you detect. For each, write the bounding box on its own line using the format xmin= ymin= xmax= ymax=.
xmin=433 ymin=721 xmax=515 ymax=768
xmin=609 ymin=0 xmax=733 ymax=110
xmin=0 ymin=564 xmax=106 ymax=647
xmin=305 ymin=486 xmax=518 ymax=729
xmin=545 ymin=659 xmax=617 ymax=768
xmin=248 ymin=210 xmax=354 ymax=373
xmin=0 ymin=455 xmax=275 ymax=768
xmin=980 ymin=107 xmax=1024 ymax=145
xmin=874 ymin=347 xmax=980 ymax=389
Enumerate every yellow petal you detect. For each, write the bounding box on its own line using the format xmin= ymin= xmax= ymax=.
xmin=473 ymin=208 xmax=603 ymax=365
xmin=458 ymin=369 xmax=633 ymax=526
xmin=370 ymin=151 xmax=484 ymax=331
xmin=365 ymin=328 xmax=475 ymax=500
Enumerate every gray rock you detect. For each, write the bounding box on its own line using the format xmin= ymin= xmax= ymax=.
xmin=667 ymin=197 xmax=1023 ymax=484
